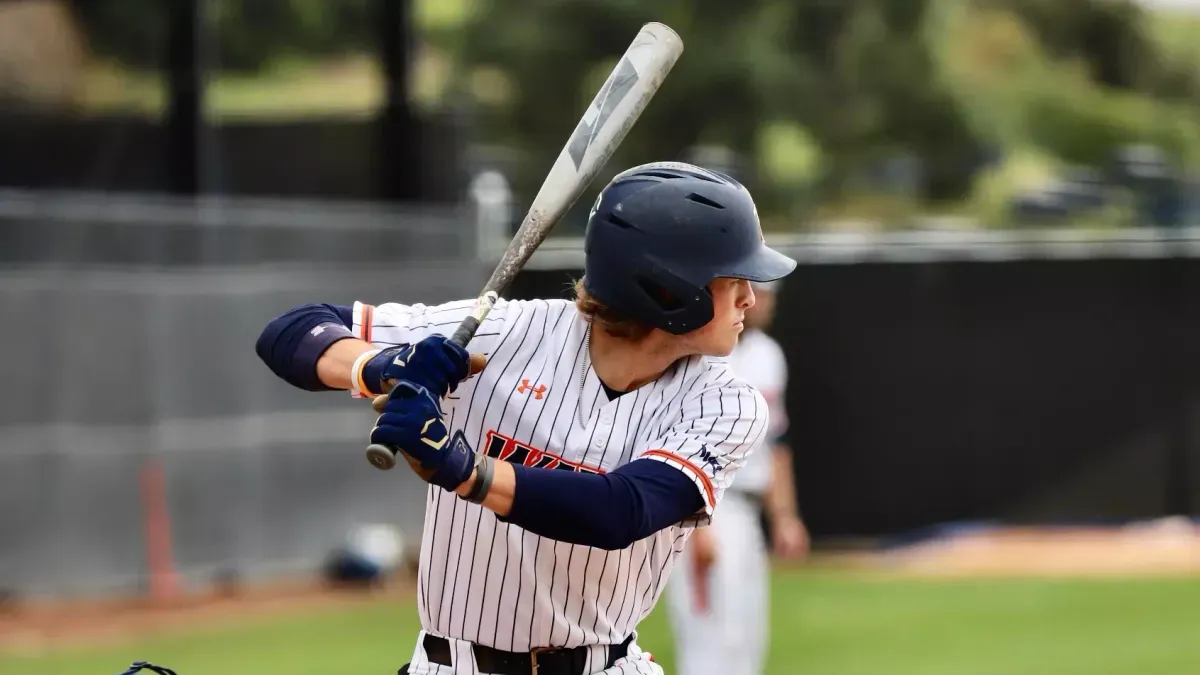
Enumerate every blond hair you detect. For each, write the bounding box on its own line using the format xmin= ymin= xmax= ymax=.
xmin=572 ymin=278 xmax=654 ymax=341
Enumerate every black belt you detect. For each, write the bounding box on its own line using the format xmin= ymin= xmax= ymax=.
xmin=422 ymin=633 xmax=632 ymax=675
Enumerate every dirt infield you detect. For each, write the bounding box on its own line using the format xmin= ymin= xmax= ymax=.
xmin=0 ymin=578 xmax=415 ymax=657
xmin=832 ymin=517 xmax=1200 ymax=578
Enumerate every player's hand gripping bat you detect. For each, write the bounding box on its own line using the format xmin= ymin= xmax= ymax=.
xmin=365 ymin=22 xmax=684 ymax=470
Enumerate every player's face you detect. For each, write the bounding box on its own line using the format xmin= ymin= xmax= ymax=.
xmin=744 ymin=286 xmax=776 ymax=331
xmin=682 ymin=277 xmax=755 ymax=357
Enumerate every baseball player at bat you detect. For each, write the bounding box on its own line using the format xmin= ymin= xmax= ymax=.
xmin=255 ymin=162 xmax=796 ymax=675
xmin=665 ymin=279 xmax=810 ymax=675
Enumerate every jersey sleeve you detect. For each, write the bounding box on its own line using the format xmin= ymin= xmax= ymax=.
xmin=636 ymin=379 xmax=770 ymax=528
xmin=350 ymin=298 xmax=509 ymax=345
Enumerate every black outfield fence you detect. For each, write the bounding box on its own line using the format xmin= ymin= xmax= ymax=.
xmin=502 ymin=230 xmax=1200 ymax=538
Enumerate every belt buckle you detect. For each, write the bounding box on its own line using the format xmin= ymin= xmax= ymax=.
xmin=529 ymin=645 xmax=555 ymax=674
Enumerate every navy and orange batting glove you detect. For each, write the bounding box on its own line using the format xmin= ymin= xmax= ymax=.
xmin=354 ymin=335 xmax=485 ymax=399
xmin=369 ymin=380 xmax=477 ymax=491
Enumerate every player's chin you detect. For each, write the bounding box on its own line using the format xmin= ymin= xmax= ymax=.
xmin=702 ymin=332 xmax=740 ymax=357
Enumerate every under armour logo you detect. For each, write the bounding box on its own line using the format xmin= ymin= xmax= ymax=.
xmin=696 ymin=445 xmax=721 ymax=473
xmin=517 ymin=379 xmax=547 ymax=399
xmin=310 ymin=325 xmax=327 ymax=336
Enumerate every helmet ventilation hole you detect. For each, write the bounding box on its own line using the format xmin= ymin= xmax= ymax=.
xmin=686 ymin=193 xmax=726 ymax=209
xmin=607 ymin=213 xmax=637 ymax=229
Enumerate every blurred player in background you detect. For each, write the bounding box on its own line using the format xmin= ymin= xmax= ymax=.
xmin=665 ymin=279 xmax=809 ymax=675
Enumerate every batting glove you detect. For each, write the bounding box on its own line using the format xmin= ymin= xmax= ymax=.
xmin=369 ymin=380 xmax=477 ymax=491
xmin=354 ymin=335 xmax=474 ymax=399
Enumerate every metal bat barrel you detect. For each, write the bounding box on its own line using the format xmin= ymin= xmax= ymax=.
xmin=444 ymin=21 xmax=683 ymax=348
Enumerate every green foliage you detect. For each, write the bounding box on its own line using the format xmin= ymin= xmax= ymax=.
xmin=929 ymin=0 xmax=1200 ymax=229
xmin=62 ymin=0 xmax=1200 ymax=228
xmin=1003 ymin=0 xmax=1157 ymax=89
xmin=966 ymin=147 xmax=1061 ymax=228
xmin=431 ymin=0 xmax=986 ymax=220
xmin=66 ymin=0 xmax=170 ymax=69
xmin=440 ymin=0 xmax=797 ymax=195
xmin=926 ymin=0 xmax=1052 ymax=149
xmin=68 ymin=0 xmax=375 ymax=73
xmin=1149 ymin=10 xmax=1200 ymax=93
xmin=757 ymin=122 xmax=821 ymax=188
xmin=1024 ymin=79 xmax=1200 ymax=167
xmin=934 ymin=0 xmax=1200 ymax=171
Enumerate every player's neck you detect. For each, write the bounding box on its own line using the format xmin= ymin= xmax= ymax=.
xmin=588 ymin=326 xmax=687 ymax=393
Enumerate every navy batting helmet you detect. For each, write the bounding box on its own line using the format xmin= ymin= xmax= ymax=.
xmin=582 ymin=161 xmax=796 ymax=335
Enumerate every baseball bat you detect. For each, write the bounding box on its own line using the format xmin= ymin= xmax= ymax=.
xmin=365 ymin=22 xmax=684 ymax=471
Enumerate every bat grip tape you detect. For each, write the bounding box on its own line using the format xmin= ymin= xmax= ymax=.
xmin=450 ymin=316 xmax=480 ymax=348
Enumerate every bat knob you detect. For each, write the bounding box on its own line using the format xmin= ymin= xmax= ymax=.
xmin=366 ymin=444 xmax=398 ymax=470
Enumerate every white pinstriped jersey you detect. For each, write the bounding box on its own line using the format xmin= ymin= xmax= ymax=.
xmin=350 ymin=297 xmax=769 ymax=657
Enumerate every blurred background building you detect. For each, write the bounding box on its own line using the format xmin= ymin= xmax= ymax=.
xmin=0 ymin=1 xmax=1198 ymax=672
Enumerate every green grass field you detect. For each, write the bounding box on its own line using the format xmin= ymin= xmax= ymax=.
xmin=3 ymin=568 xmax=1199 ymax=675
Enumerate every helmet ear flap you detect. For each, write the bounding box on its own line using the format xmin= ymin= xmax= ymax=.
xmin=635 ymin=275 xmax=684 ymax=312
xmin=632 ymin=262 xmax=714 ymax=335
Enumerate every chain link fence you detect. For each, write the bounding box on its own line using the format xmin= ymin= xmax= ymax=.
xmin=0 ymin=190 xmax=489 ymax=601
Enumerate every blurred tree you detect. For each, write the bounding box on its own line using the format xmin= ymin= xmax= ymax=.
xmin=432 ymin=0 xmax=987 ymax=221
xmin=1003 ymin=0 xmax=1150 ymax=89
xmin=1003 ymin=0 xmax=1200 ymax=101
xmin=937 ymin=0 xmax=1200 ymax=175
xmin=815 ymin=0 xmax=981 ymax=201
xmin=67 ymin=0 xmax=375 ymax=72
xmin=62 ymin=0 xmax=1198 ymax=226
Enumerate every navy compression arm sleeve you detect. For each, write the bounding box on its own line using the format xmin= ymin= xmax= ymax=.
xmin=255 ymin=303 xmax=356 ymax=391
xmin=503 ymin=458 xmax=707 ymax=550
